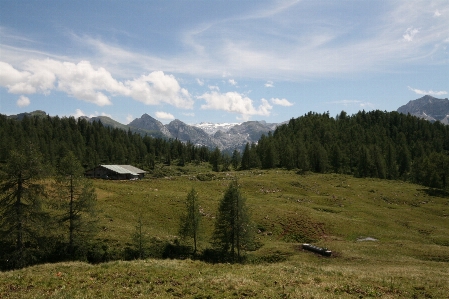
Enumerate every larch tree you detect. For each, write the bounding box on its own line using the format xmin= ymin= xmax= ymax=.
xmin=54 ymin=151 xmax=98 ymax=259
xmin=179 ymin=188 xmax=201 ymax=255
xmin=0 ymin=145 xmax=49 ymax=269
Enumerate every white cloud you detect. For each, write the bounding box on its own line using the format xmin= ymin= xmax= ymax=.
xmin=264 ymin=81 xmax=274 ymax=88
xmin=198 ymin=91 xmax=273 ymax=119
xmin=403 ymin=27 xmax=419 ymax=42
xmin=0 ymin=59 xmax=193 ymax=108
xmin=124 ymin=71 xmax=193 ymax=108
xmin=228 ymin=79 xmax=237 ymax=86
xmin=16 ymin=95 xmax=30 ymax=107
xmin=208 ymin=85 xmax=219 ymax=91
xmin=72 ymin=109 xmax=86 ymax=118
xmin=434 ymin=10 xmax=441 ymax=17
xmin=126 ymin=114 xmax=134 ymax=123
xmin=88 ymin=111 xmax=112 ymax=118
xmin=196 ymin=78 xmax=204 ymax=86
xmin=271 ymin=98 xmax=293 ymax=106
xmin=155 ymin=111 xmax=175 ymax=120
xmin=408 ymin=86 xmax=448 ymax=96
xmin=182 ymin=112 xmax=195 ymax=117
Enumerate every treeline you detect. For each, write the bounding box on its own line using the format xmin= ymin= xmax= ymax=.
xmin=0 ymin=114 xmax=211 ymax=170
xmin=0 ymin=110 xmax=448 ymax=190
xmin=240 ymin=111 xmax=449 ymax=190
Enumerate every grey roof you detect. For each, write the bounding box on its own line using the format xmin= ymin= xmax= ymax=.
xmin=100 ymin=165 xmax=146 ymax=175
xmin=119 ymin=165 xmax=147 ymax=174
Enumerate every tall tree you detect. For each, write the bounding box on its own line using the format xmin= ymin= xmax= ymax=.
xmin=132 ymin=214 xmax=149 ymax=259
xmin=54 ymin=151 xmax=98 ymax=259
xmin=231 ymin=149 xmax=241 ymax=170
xmin=212 ymin=181 xmax=253 ymax=262
xmin=178 ymin=188 xmax=201 ymax=255
xmin=209 ymin=147 xmax=222 ymax=172
xmin=0 ymin=145 xmax=48 ymax=269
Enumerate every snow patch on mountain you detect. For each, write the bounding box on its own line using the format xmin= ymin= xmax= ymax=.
xmin=192 ymin=122 xmax=241 ymax=135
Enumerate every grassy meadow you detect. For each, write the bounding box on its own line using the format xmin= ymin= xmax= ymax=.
xmin=1 ymin=165 xmax=448 ymax=298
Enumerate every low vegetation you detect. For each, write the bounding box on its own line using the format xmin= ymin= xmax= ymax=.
xmin=1 ymin=168 xmax=448 ymax=298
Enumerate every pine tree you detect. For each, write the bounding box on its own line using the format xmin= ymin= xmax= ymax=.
xmin=54 ymin=151 xmax=98 ymax=259
xmin=212 ymin=181 xmax=254 ymax=262
xmin=178 ymin=188 xmax=201 ymax=255
xmin=0 ymin=145 xmax=49 ymax=269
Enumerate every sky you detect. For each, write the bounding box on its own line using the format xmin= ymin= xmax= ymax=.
xmin=0 ymin=0 xmax=448 ymax=125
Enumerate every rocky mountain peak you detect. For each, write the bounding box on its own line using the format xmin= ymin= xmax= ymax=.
xmin=397 ymin=95 xmax=449 ymax=124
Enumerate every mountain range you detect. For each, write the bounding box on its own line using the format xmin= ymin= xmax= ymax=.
xmin=6 ymin=95 xmax=448 ymax=151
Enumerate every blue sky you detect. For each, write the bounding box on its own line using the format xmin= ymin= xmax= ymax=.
xmin=0 ymin=1 xmax=448 ymax=125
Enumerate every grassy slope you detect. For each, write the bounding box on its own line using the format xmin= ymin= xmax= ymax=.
xmin=1 ymin=167 xmax=448 ymax=298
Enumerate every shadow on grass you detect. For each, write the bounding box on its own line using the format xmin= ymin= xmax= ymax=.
xmin=418 ymin=188 xmax=449 ymax=198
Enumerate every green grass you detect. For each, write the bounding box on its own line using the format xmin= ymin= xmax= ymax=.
xmin=1 ymin=167 xmax=448 ymax=298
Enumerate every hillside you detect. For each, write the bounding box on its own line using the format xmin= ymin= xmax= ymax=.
xmin=1 ymin=170 xmax=448 ymax=298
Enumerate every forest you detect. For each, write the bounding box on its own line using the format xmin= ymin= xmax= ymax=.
xmin=0 ymin=110 xmax=448 ymax=270
xmin=1 ymin=110 xmax=448 ymax=190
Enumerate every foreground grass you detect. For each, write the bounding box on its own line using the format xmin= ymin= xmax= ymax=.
xmin=1 ymin=168 xmax=448 ymax=298
xmin=1 ymin=257 xmax=447 ymax=298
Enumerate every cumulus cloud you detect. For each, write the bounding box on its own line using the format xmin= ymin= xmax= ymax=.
xmin=403 ymin=27 xmax=419 ymax=42
xmin=271 ymin=98 xmax=293 ymax=106
xmin=228 ymin=79 xmax=237 ymax=86
xmin=408 ymin=86 xmax=448 ymax=96
xmin=72 ymin=109 xmax=86 ymax=118
xmin=125 ymin=71 xmax=193 ymax=108
xmin=264 ymin=80 xmax=274 ymax=88
xmin=198 ymin=91 xmax=272 ymax=119
xmin=434 ymin=10 xmax=441 ymax=17
xmin=126 ymin=114 xmax=134 ymax=123
xmin=0 ymin=59 xmax=193 ymax=108
xmin=155 ymin=111 xmax=175 ymax=120
xmin=17 ymin=95 xmax=30 ymax=107
xmin=208 ymin=85 xmax=219 ymax=91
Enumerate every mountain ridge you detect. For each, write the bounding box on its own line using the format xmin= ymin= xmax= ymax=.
xmin=397 ymin=95 xmax=449 ymax=124
xmin=6 ymin=95 xmax=447 ymax=150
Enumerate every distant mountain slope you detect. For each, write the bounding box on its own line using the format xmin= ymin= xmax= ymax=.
xmin=193 ymin=122 xmax=240 ymax=135
xmin=8 ymin=110 xmax=47 ymax=120
xmin=128 ymin=114 xmax=172 ymax=138
xmin=397 ymin=95 xmax=449 ymax=124
xmin=83 ymin=115 xmax=166 ymax=139
xmin=166 ymin=119 xmax=218 ymax=148
xmin=213 ymin=121 xmax=279 ymax=151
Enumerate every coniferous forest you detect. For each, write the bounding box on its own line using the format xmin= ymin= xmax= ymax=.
xmin=1 ymin=110 xmax=448 ymax=189
xmin=0 ymin=110 xmax=448 ymax=270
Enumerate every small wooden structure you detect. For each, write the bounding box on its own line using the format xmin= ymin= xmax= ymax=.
xmin=85 ymin=165 xmax=146 ymax=180
xmin=302 ymin=243 xmax=332 ymax=257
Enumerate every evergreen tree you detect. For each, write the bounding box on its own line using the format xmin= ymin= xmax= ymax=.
xmin=179 ymin=188 xmax=201 ymax=255
xmin=132 ymin=215 xmax=149 ymax=259
xmin=212 ymin=181 xmax=254 ymax=262
xmin=231 ymin=149 xmax=241 ymax=170
xmin=209 ymin=147 xmax=221 ymax=172
xmin=0 ymin=145 xmax=49 ymax=269
xmin=240 ymin=143 xmax=251 ymax=170
xmin=54 ymin=151 xmax=98 ymax=259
